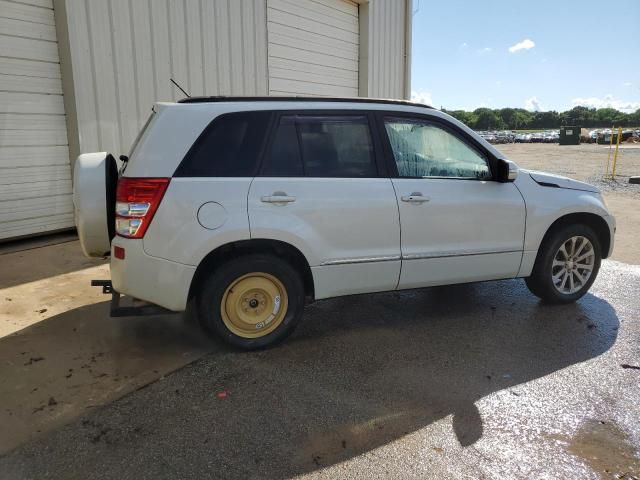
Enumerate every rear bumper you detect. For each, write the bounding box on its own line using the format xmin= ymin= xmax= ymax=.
xmin=110 ymin=237 xmax=195 ymax=312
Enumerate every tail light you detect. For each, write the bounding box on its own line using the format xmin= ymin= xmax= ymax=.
xmin=115 ymin=177 xmax=170 ymax=238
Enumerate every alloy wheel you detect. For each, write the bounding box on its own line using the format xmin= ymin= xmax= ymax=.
xmin=551 ymin=236 xmax=595 ymax=295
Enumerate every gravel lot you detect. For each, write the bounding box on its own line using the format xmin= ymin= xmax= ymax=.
xmin=498 ymin=143 xmax=640 ymax=190
xmin=499 ymin=143 xmax=640 ymax=264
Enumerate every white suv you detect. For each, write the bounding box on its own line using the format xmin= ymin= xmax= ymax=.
xmin=74 ymin=97 xmax=615 ymax=349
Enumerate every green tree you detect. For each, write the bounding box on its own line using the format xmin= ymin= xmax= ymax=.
xmin=497 ymin=108 xmax=534 ymax=129
xmin=627 ymin=109 xmax=640 ymax=127
xmin=439 ymin=106 xmax=638 ymax=129
xmin=563 ymin=106 xmax=596 ymax=126
xmin=498 ymin=108 xmax=516 ymax=129
xmin=513 ymin=109 xmax=534 ymax=129
xmin=473 ymin=108 xmax=505 ymax=130
xmin=531 ymin=111 xmax=560 ymax=129
xmin=442 ymin=109 xmax=478 ymax=128
xmin=595 ymin=108 xmax=619 ymax=126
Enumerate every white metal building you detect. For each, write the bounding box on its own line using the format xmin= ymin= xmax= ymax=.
xmin=0 ymin=0 xmax=412 ymax=241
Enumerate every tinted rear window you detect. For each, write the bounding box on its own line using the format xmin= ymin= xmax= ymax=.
xmin=261 ymin=114 xmax=377 ymax=178
xmin=174 ymin=111 xmax=271 ymax=177
xmin=261 ymin=116 xmax=303 ymax=177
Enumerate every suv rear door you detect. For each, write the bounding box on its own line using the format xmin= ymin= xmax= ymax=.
xmin=248 ymin=112 xmax=401 ymax=300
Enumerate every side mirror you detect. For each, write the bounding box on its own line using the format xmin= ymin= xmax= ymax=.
xmin=496 ymin=159 xmax=518 ymax=182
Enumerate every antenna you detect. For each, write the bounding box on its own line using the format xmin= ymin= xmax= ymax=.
xmin=170 ymin=78 xmax=190 ymax=98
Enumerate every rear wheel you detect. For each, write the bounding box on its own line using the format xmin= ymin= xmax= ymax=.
xmin=525 ymin=224 xmax=601 ymax=303
xmin=197 ymin=254 xmax=304 ymax=349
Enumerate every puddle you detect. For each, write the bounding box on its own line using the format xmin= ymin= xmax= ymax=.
xmin=554 ymin=419 xmax=640 ymax=479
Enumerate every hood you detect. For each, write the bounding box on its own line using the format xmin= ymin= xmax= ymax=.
xmin=524 ymin=170 xmax=600 ymax=193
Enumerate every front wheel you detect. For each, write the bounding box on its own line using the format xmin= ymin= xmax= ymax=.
xmin=525 ymin=224 xmax=601 ymax=303
xmin=197 ymin=254 xmax=305 ymax=350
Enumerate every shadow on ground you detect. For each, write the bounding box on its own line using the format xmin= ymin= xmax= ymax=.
xmin=0 ymin=301 xmax=211 ymax=452
xmin=0 ymin=276 xmax=621 ymax=479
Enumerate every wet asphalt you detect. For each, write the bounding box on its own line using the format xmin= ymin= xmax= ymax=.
xmin=1 ymin=260 xmax=639 ymax=479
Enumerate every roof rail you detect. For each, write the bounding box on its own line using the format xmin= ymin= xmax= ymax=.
xmin=177 ymin=96 xmax=432 ymax=109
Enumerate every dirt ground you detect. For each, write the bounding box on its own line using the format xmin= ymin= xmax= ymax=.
xmin=498 ymin=143 xmax=640 ymax=264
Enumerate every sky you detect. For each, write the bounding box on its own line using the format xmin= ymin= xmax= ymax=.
xmin=410 ymin=0 xmax=640 ymax=113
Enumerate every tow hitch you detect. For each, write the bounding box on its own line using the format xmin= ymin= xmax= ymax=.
xmin=91 ymin=280 xmax=173 ymax=317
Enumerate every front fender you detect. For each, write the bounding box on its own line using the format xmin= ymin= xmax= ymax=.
xmin=514 ymin=173 xmax=614 ymax=276
xmin=516 ymin=173 xmax=610 ymax=251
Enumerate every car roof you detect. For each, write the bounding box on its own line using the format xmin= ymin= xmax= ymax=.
xmin=177 ymin=96 xmax=433 ymax=109
xmin=151 ymin=97 xmax=507 ymax=163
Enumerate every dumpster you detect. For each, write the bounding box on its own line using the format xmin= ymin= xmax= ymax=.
xmin=559 ymin=126 xmax=580 ymax=145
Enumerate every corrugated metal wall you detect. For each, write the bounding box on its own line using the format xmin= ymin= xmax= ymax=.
xmin=0 ymin=0 xmax=74 ymax=240
xmin=0 ymin=0 xmax=409 ymax=240
xmin=365 ymin=0 xmax=408 ymax=99
xmin=62 ymin=0 xmax=268 ymax=156
xmin=267 ymin=0 xmax=359 ymax=97
xmin=60 ymin=0 xmax=409 ymax=157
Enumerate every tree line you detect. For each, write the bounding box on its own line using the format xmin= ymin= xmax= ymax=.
xmin=441 ymin=106 xmax=640 ymax=131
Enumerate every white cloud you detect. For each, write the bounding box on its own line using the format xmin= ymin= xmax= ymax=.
xmin=623 ymin=82 xmax=633 ymax=87
xmin=509 ymin=39 xmax=535 ymax=53
xmin=477 ymin=47 xmax=492 ymax=55
xmin=525 ymin=97 xmax=542 ymax=111
xmin=411 ymin=90 xmax=433 ymax=106
xmin=571 ymin=94 xmax=640 ymax=113
xmin=476 ymin=98 xmax=493 ymax=109
xmin=459 ymin=42 xmax=468 ymax=49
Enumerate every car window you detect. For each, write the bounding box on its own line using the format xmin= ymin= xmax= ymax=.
xmin=298 ymin=115 xmax=376 ymax=177
xmin=384 ymin=117 xmax=491 ymax=179
xmin=174 ymin=111 xmax=270 ymax=177
xmin=262 ymin=114 xmax=377 ymax=178
xmin=261 ymin=116 xmax=303 ymax=176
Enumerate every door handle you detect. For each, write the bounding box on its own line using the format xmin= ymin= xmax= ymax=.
xmin=261 ymin=192 xmax=296 ymax=204
xmin=401 ymin=192 xmax=430 ymax=203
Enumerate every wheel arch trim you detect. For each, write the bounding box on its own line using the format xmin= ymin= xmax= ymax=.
xmin=523 ymin=212 xmax=613 ymax=278
xmin=187 ymin=238 xmax=315 ymax=303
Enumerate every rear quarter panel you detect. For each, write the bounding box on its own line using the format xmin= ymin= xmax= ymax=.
xmin=142 ymin=178 xmax=251 ymax=265
xmin=123 ymin=103 xmax=224 ymax=178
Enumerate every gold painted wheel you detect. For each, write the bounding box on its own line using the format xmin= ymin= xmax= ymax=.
xmin=220 ymin=272 xmax=289 ymax=338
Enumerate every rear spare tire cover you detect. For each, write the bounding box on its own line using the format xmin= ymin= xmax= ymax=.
xmin=73 ymin=153 xmax=117 ymax=257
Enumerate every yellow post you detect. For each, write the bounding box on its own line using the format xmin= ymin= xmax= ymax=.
xmin=611 ymin=127 xmax=622 ymax=179
xmin=606 ymin=126 xmax=614 ymax=176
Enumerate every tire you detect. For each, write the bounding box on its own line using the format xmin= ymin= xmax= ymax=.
xmin=197 ymin=254 xmax=305 ymax=350
xmin=525 ymin=224 xmax=601 ymax=304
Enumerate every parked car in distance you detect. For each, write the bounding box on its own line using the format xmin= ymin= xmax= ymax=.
xmin=74 ymin=97 xmax=615 ymax=349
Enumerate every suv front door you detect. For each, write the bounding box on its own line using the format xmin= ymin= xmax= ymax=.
xmin=380 ymin=114 xmax=526 ymax=289
xmin=248 ymin=112 xmax=401 ymax=300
